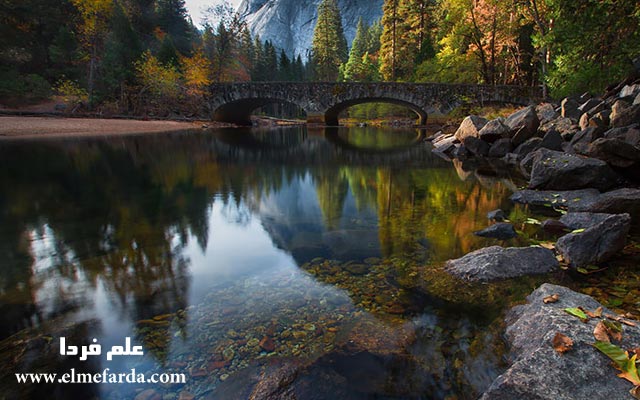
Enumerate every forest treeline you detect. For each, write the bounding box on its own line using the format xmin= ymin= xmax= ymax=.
xmin=1 ymin=0 xmax=639 ymax=116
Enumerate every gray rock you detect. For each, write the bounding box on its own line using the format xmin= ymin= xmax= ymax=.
xmin=542 ymin=116 xmax=577 ymax=136
xmin=561 ymin=98 xmax=581 ymax=120
xmin=585 ymin=101 xmax=608 ymax=117
xmin=635 ymin=92 xmax=640 ymax=106
xmin=510 ymin=189 xmax=601 ymax=210
xmin=238 ymin=0 xmax=383 ymax=60
xmin=505 ymin=106 xmax=540 ymax=146
xmin=619 ymin=84 xmax=640 ymax=100
xmin=536 ymin=103 xmax=559 ymax=124
xmin=455 ymin=115 xmax=489 ymax=142
xmin=578 ymin=98 xmax=601 ymax=114
xmin=481 ymin=283 xmax=640 ymax=400
xmin=451 ymin=143 xmax=469 ymax=158
xmin=569 ymin=126 xmax=605 ymax=148
xmin=528 ymin=149 xmax=620 ymax=191
xmin=478 ymin=118 xmax=510 ymax=143
xmin=463 ymin=136 xmax=490 ymax=157
xmin=539 ymin=130 xmax=563 ymax=151
xmin=473 ymin=223 xmax=517 ymax=240
xmin=488 ymin=138 xmax=512 ymax=158
xmin=611 ymin=103 xmax=640 ymax=128
xmin=432 ymin=133 xmax=458 ymax=153
xmin=513 ymin=137 xmax=542 ymax=159
xmin=559 ymin=212 xmax=613 ymax=230
xmin=487 ymin=209 xmax=506 ymax=221
xmin=571 ymin=188 xmax=640 ymax=219
xmin=580 ymin=137 xmax=640 ymax=168
xmin=556 ymin=213 xmax=630 ymax=267
xmin=445 ymin=246 xmax=557 ymax=282
xmin=541 ymin=219 xmax=569 ymax=234
xmin=604 ymin=124 xmax=640 ymax=146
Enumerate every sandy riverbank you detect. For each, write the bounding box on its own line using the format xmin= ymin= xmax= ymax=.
xmin=0 ymin=116 xmax=206 ymax=140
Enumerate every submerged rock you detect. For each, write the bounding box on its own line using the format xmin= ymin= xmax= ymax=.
xmin=487 ymin=209 xmax=506 ymax=221
xmin=473 ymin=223 xmax=517 ymax=240
xmin=481 ymin=283 xmax=640 ymax=400
xmin=445 ymin=246 xmax=557 ymax=282
xmin=556 ymin=213 xmax=630 ymax=268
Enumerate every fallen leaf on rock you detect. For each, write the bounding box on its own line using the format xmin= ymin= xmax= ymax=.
xmin=594 ymin=321 xmax=611 ymax=343
xmin=552 ymin=332 xmax=574 ymax=354
xmin=565 ymin=307 xmax=589 ymax=322
xmin=594 ymin=307 xmax=603 ymax=318
xmin=593 ymin=342 xmax=640 ymax=386
xmin=543 ymin=294 xmax=560 ymax=304
xmin=603 ymin=320 xmax=623 ymax=342
xmin=630 ymin=386 xmax=640 ymax=400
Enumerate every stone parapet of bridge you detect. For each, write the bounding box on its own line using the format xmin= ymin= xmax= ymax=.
xmin=208 ymin=82 xmax=543 ymax=126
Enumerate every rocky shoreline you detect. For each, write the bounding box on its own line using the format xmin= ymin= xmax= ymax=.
xmin=433 ymin=77 xmax=640 ymax=398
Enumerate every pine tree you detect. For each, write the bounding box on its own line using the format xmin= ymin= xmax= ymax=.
xmin=343 ymin=18 xmax=368 ymax=81
xmin=310 ymin=0 xmax=348 ymax=81
xmin=156 ymin=0 xmax=192 ymax=55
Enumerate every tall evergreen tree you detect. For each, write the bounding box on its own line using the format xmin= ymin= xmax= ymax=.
xmin=343 ymin=18 xmax=368 ymax=81
xmin=310 ymin=0 xmax=348 ymax=81
xmin=156 ymin=0 xmax=192 ymax=55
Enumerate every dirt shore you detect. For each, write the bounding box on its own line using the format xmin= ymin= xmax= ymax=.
xmin=0 ymin=116 xmax=206 ymax=140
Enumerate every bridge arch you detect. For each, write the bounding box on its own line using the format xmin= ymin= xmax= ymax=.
xmin=323 ymin=98 xmax=428 ymax=126
xmin=212 ymin=98 xmax=307 ymax=126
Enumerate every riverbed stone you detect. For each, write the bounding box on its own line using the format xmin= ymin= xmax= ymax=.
xmin=445 ymin=246 xmax=557 ymax=282
xmin=478 ymin=118 xmax=510 ymax=142
xmin=539 ymin=129 xmax=563 ymax=151
xmin=579 ymin=137 xmax=640 ymax=168
xmin=481 ymin=283 xmax=640 ymax=400
xmin=455 ymin=115 xmax=488 ymax=142
xmin=558 ymin=212 xmax=612 ymax=230
xmin=473 ymin=223 xmax=517 ymax=240
xmin=611 ymin=103 xmax=640 ymax=128
xmin=604 ymin=124 xmax=640 ymax=146
xmin=561 ymin=98 xmax=581 ymax=120
xmin=536 ymin=103 xmax=559 ymax=124
xmin=488 ymin=138 xmax=512 ymax=158
xmin=487 ymin=209 xmax=506 ymax=221
xmin=556 ymin=213 xmax=630 ymax=268
xmin=528 ymin=149 xmax=620 ymax=191
xmin=505 ymin=106 xmax=540 ymax=146
xmin=510 ymin=189 xmax=601 ymax=210
xmin=513 ymin=137 xmax=542 ymax=159
xmin=464 ymin=136 xmax=490 ymax=157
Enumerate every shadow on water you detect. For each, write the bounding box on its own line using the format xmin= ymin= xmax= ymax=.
xmin=0 ymin=126 xmax=567 ymax=399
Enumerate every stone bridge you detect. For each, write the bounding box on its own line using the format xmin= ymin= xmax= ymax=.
xmin=208 ymin=82 xmax=542 ymax=126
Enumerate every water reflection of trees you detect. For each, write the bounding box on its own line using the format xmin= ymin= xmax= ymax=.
xmin=0 ymin=129 xmax=516 ymax=337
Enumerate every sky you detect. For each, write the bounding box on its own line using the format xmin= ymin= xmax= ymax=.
xmin=184 ymin=0 xmax=242 ymax=26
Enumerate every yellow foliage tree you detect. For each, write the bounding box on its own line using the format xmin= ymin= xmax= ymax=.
xmin=135 ymin=51 xmax=181 ymax=101
xmin=181 ymin=50 xmax=212 ymax=96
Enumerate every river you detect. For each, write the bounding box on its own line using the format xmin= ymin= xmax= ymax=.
xmin=0 ymin=126 xmax=576 ymax=399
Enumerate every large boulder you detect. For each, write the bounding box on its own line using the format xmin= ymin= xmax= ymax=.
xmin=611 ymin=100 xmax=640 ymax=128
xmin=559 ymin=212 xmax=613 ymax=229
xmin=579 ymin=137 xmax=640 ymax=168
xmin=478 ymin=118 xmax=510 ymax=142
xmin=528 ymin=149 xmax=620 ymax=191
xmin=445 ymin=246 xmax=557 ymax=282
xmin=571 ymin=188 xmax=640 ymax=219
xmin=464 ymin=136 xmax=490 ymax=157
xmin=556 ymin=213 xmax=630 ymax=268
xmin=513 ymin=137 xmax=542 ymax=159
xmin=455 ymin=115 xmax=488 ymax=142
xmin=505 ymin=106 xmax=540 ymax=146
xmin=569 ymin=126 xmax=605 ymax=148
xmin=560 ymin=98 xmax=581 ymax=120
xmin=510 ymin=189 xmax=600 ymax=210
xmin=536 ymin=103 xmax=559 ymax=124
xmin=432 ymin=133 xmax=458 ymax=153
xmin=488 ymin=138 xmax=512 ymax=158
xmin=481 ymin=284 xmax=640 ymax=400
xmin=539 ymin=129 xmax=564 ymax=151
xmin=473 ymin=223 xmax=517 ymax=240
xmin=604 ymin=124 xmax=640 ymax=146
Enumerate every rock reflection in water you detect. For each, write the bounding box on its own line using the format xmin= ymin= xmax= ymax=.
xmin=0 ymin=127 xmax=532 ymax=399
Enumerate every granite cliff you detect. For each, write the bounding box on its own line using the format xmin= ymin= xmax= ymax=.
xmin=237 ymin=0 xmax=383 ymax=59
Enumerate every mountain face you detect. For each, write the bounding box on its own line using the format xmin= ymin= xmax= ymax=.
xmin=237 ymin=0 xmax=383 ymax=60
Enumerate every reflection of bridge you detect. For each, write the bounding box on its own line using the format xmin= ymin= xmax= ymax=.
xmin=209 ymin=82 xmax=542 ymax=126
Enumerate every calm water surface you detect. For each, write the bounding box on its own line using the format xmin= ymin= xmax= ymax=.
xmin=0 ymin=127 xmax=558 ymax=399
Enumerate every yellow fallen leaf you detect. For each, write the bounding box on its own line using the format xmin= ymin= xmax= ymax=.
xmin=630 ymin=386 xmax=640 ymax=400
